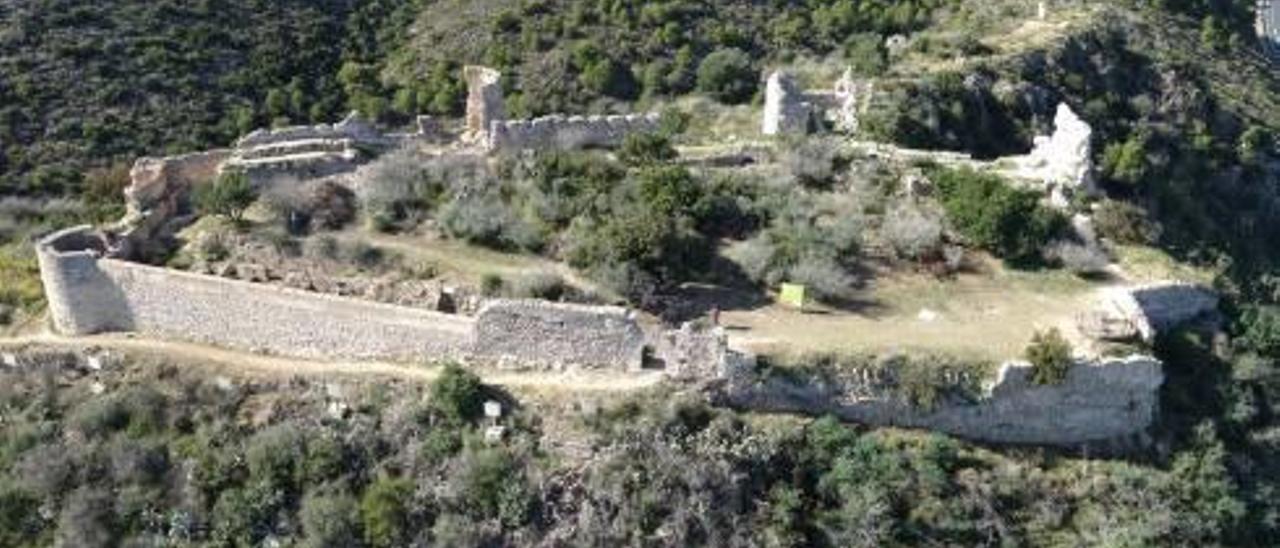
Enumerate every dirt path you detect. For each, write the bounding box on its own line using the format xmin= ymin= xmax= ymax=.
xmin=0 ymin=332 xmax=666 ymax=394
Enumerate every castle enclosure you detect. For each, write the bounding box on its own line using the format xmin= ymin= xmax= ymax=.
xmin=37 ymin=227 xmax=657 ymax=368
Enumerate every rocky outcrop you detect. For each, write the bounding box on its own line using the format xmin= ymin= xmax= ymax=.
xmin=720 ymin=354 xmax=1164 ymax=448
xmin=762 ymin=71 xmax=813 ymax=136
xmin=1079 ymin=283 xmax=1220 ymax=343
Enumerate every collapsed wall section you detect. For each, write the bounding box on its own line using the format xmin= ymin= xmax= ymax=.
xmin=720 ymin=355 xmax=1164 ymax=447
xmin=487 ymin=113 xmax=661 ymax=152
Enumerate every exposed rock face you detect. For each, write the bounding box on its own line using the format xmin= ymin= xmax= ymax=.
xmin=472 ymin=300 xmax=646 ymax=371
xmin=1021 ymin=103 xmax=1095 ymax=207
xmin=1079 ymin=283 xmax=1220 ymax=343
xmin=762 ymin=71 xmax=813 ymax=136
xmin=720 ymin=354 xmax=1165 ymax=448
xmin=464 ymin=66 xmax=506 ymax=141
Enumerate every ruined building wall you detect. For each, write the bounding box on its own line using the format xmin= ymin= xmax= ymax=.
xmin=473 ymin=300 xmax=646 ymax=371
xmin=39 ymin=227 xmax=655 ymax=369
xmin=40 ymin=227 xmax=473 ymax=361
xmin=721 ymin=355 xmax=1164 ymax=447
xmin=487 ymin=113 xmax=661 ymax=152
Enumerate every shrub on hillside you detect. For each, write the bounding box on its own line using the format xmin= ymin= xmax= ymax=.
xmin=1237 ymin=306 xmax=1280 ymax=360
xmin=301 ymin=491 xmax=360 ymax=548
xmin=696 ymin=48 xmax=757 ymax=104
xmin=881 ymin=201 xmax=944 ymax=261
xmin=1047 ymin=240 xmax=1111 ymax=277
xmin=196 ymin=171 xmax=257 ymax=225
xmin=1093 ymin=199 xmax=1160 ymax=245
xmin=618 ymin=132 xmax=677 ymax=167
xmin=430 ymin=363 xmax=485 ymax=424
xmin=735 ymin=198 xmax=864 ymax=302
xmin=360 ymin=477 xmax=413 ymax=548
xmin=932 ymin=167 xmax=1065 ymax=266
xmin=1026 ymin=329 xmax=1073 ymax=385
xmin=438 ymin=189 xmax=544 ymax=252
xmin=785 ymin=139 xmax=845 ymax=189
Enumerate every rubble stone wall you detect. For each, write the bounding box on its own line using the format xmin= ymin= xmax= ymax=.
xmin=40 ymin=227 xmax=472 ymax=361
xmin=39 ymin=227 xmax=652 ymax=370
xmin=473 ymin=300 xmax=646 ymax=371
xmin=722 ymin=354 xmax=1165 ymax=447
xmin=487 ymin=113 xmax=660 ymax=151
xmin=236 ymin=112 xmax=384 ymax=149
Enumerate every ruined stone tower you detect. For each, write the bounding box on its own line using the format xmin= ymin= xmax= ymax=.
xmin=464 ymin=66 xmax=506 ymax=143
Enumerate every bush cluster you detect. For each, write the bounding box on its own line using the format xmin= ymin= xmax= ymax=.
xmin=931 ymin=167 xmax=1065 ymax=266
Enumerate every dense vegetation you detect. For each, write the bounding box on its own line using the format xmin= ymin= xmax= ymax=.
xmin=0 ymin=346 xmax=1269 ymax=547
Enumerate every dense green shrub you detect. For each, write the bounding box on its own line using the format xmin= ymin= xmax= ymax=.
xmin=301 ymin=491 xmax=361 ymax=548
xmin=429 ymin=363 xmax=485 ymax=424
xmin=196 ymin=171 xmax=257 ymax=224
xmin=695 ymin=48 xmax=757 ymax=104
xmin=1237 ymin=306 xmax=1280 ymax=360
xmin=1093 ymin=199 xmax=1160 ymax=245
xmin=932 ymin=167 xmax=1064 ymax=266
xmin=360 ymin=476 xmax=413 ymax=548
xmin=618 ymin=133 xmax=677 ymax=167
xmin=438 ymin=189 xmax=544 ymax=252
xmin=1026 ymin=329 xmax=1073 ymax=385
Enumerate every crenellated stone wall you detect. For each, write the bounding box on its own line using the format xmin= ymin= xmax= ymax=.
xmin=487 ymin=112 xmax=661 ymax=152
xmin=720 ymin=354 xmax=1164 ymax=447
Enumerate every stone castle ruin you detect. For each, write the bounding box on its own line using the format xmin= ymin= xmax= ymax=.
xmin=37 ymin=220 xmax=1182 ymax=447
xmin=37 ymin=225 xmax=715 ymax=372
xmin=28 ymin=64 xmax=1220 ymax=449
xmin=762 ymin=69 xmax=1098 ymax=209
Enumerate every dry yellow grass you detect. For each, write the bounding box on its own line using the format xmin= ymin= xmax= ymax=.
xmin=722 ymin=259 xmax=1099 ymax=362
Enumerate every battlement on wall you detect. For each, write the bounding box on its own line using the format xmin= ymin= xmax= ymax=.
xmin=486 ymin=112 xmax=661 ymax=152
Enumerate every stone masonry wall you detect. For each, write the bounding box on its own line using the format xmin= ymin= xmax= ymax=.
xmin=722 ymin=355 xmax=1164 ymax=447
xmin=40 ymin=227 xmax=472 ymax=361
xmin=39 ymin=227 xmax=652 ymax=368
xmin=487 ymin=112 xmax=661 ymax=152
xmin=472 ymin=300 xmax=646 ymax=371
